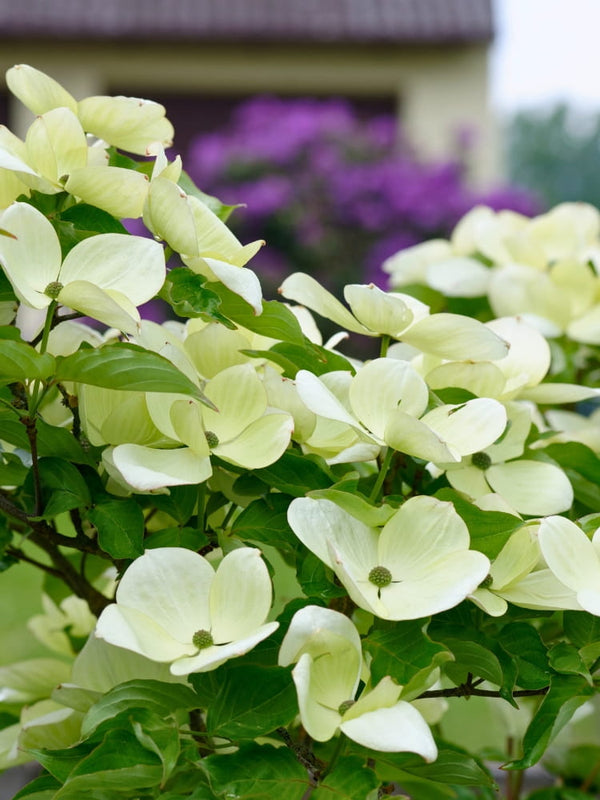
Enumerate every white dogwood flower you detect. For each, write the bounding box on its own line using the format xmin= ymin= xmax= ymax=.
xmin=95 ymin=547 xmax=279 ymax=674
xmin=279 ymin=605 xmax=437 ymax=759
xmin=287 ymin=495 xmax=489 ymax=620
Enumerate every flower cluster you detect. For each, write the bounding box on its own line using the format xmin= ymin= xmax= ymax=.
xmin=2 ymin=64 xmax=600 ymax=799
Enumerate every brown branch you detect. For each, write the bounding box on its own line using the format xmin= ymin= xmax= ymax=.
xmin=22 ymin=416 xmax=42 ymax=516
xmin=420 ymin=685 xmax=550 ymax=700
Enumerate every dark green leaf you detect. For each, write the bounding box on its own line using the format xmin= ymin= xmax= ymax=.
xmin=159 ymin=268 xmax=230 ymax=323
xmin=0 ymin=417 xmax=96 ymax=464
xmin=363 ymin=621 xmax=452 ymax=693
xmin=81 ymin=680 xmax=199 ymax=739
xmin=206 ymin=664 xmax=297 ymax=739
xmin=0 ymin=271 xmax=17 ymax=302
xmin=231 ymin=494 xmax=298 ymax=555
xmin=26 ymin=741 xmax=95 ymax=783
xmin=296 ymin=551 xmax=346 ymax=601
xmin=12 ymin=774 xmax=62 ymax=799
xmin=86 ymin=498 xmax=145 ymax=559
xmin=543 ymin=442 xmax=600 ymax=483
xmin=252 ymin=451 xmax=332 ymax=496
xmin=53 ymin=728 xmax=163 ymax=798
xmin=59 ymin=204 xmax=128 ymax=235
xmin=132 ymin=717 xmax=180 ymax=786
xmin=0 ymin=451 xmax=29 ymax=486
xmin=0 ymin=340 xmax=55 ymax=383
xmin=55 ymin=343 xmax=208 ymax=402
xmin=243 ymin=341 xmax=355 ymax=379
xmin=203 ymin=743 xmax=309 ymax=800
xmin=208 ymin=282 xmax=305 ymax=345
xmin=443 ymin=638 xmax=503 ymax=686
xmin=149 ymin=484 xmax=199 ymax=525
xmin=548 ymin=642 xmax=591 ymax=680
xmin=563 ymin=610 xmax=600 ymax=648
xmin=311 ymin=757 xmax=378 ymax=798
xmin=144 ymin=527 xmax=208 ymax=551
xmin=507 ymin=675 xmax=594 ymax=770
xmin=376 ymin=746 xmax=495 ymax=787
xmin=36 ymin=457 xmax=91 ymax=518
xmin=500 ymin=622 xmax=552 ymax=690
xmin=434 ymin=488 xmax=520 ymax=558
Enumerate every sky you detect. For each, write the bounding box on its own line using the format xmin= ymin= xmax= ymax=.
xmin=490 ymin=0 xmax=600 ymax=114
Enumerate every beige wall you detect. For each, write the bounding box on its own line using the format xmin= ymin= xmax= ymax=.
xmin=0 ymin=39 xmax=498 ymax=183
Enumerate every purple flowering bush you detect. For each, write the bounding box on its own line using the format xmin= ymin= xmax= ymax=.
xmin=186 ymin=96 xmax=538 ymax=298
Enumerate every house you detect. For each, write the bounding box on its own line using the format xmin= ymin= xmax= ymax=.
xmin=0 ymin=0 xmax=498 ymax=182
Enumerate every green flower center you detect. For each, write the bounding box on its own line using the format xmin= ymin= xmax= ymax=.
xmin=471 ymin=451 xmax=492 ymax=470
xmin=338 ymin=699 xmax=355 ymax=716
xmin=205 ymin=430 xmax=220 ymax=448
xmin=368 ymin=565 xmax=392 ymax=588
xmin=44 ymin=281 xmax=64 ymax=299
xmin=192 ymin=629 xmax=214 ymax=650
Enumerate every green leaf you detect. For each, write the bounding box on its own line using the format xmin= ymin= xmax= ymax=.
xmin=363 ymin=621 xmax=452 ymax=694
xmin=159 ymin=267 xmax=231 ymax=324
xmin=231 ymin=494 xmax=298 ymax=555
xmin=208 ymin=281 xmax=305 ymax=345
xmin=0 ymin=270 xmax=16 ymax=302
xmin=0 ymin=451 xmax=29 ymax=486
xmin=296 ymin=551 xmax=346 ymax=601
xmin=202 ymin=743 xmax=309 ymax=800
xmin=55 ymin=343 xmax=207 ymax=401
xmin=543 ymin=442 xmax=600 ymax=483
xmin=311 ymin=757 xmax=378 ymax=798
xmin=206 ymin=664 xmax=297 ymax=739
xmin=252 ymin=451 xmax=332 ymax=496
xmin=0 ymin=324 xmax=21 ymax=340
xmin=564 ymin=610 xmax=600 ymax=648
xmin=148 ymin=484 xmax=199 ymax=525
xmin=548 ymin=642 xmax=591 ymax=680
xmin=307 ymin=488 xmax=395 ymax=527
xmin=86 ymin=498 xmax=145 ymax=559
xmin=0 ymin=417 xmax=96 ymax=465
xmin=34 ymin=457 xmax=91 ymax=518
xmin=53 ymin=728 xmax=163 ymax=798
xmin=434 ymin=488 xmax=520 ymax=558
xmin=59 ymin=204 xmax=129 ymax=235
xmin=442 ymin=638 xmax=503 ymax=686
xmin=12 ymin=774 xmax=62 ymax=799
xmin=178 ymin=169 xmax=240 ymax=221
xmin=26 ymin=741 xmax=95 ymax=783
xmin=376 ymin=746 xmax=495 ymax=787
xmin=81 ymin=680 xmax=199 ymax=739
xmin=132 ymin=716 xmax=180 ymax=786
xmin=499 ymin=622 xmax=552 ymax=690
xmin=244 ymin=341 xmax=355 ymax=379
xmin=0 ymin=340 xmax=55 ymax=383
xmin=507 ymin=675 xmax=594 ymax=770
xmin=145 ymin=526 xmax=208 ymax=551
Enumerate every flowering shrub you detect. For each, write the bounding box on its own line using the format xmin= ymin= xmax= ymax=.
xmin=1 ymin=65 xmax=600 ymax=799
xmin=186 ymin=95 xmax=539 ymax=296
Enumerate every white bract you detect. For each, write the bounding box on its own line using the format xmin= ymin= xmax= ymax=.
xmin=287 ymin=495 xmax=490 ymax=619
xmin=279 ymin=272 xmax=509 ymax=361
xmin=278 ymin=605 xmax=437 ymax=759
xmin=295 ymin=357 xmax=507 ymax=464
xmin=436 ymin=402 xmax=573 ymax=516
xmin=539 ymin=517 xmax=600 ymax=615
xmin=0 ymin=202 xmax=165 ymax=333
xmin=95 ymin=547 xmax=279 ymax=674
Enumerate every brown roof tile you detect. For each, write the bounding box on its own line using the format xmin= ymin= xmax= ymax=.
xmin=0 ymin=0 xmax=493 ymax=43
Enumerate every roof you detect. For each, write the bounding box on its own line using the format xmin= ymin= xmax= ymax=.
xmin=0 ymin=0 xmax=494 ymax=44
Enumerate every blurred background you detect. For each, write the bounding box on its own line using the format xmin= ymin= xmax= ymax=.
xmin=1 ymin=0 xmax=598 ymax=300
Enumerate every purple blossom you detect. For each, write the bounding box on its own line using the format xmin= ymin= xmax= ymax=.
xmin=185 ymin=96 xmax=539 ymax=298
